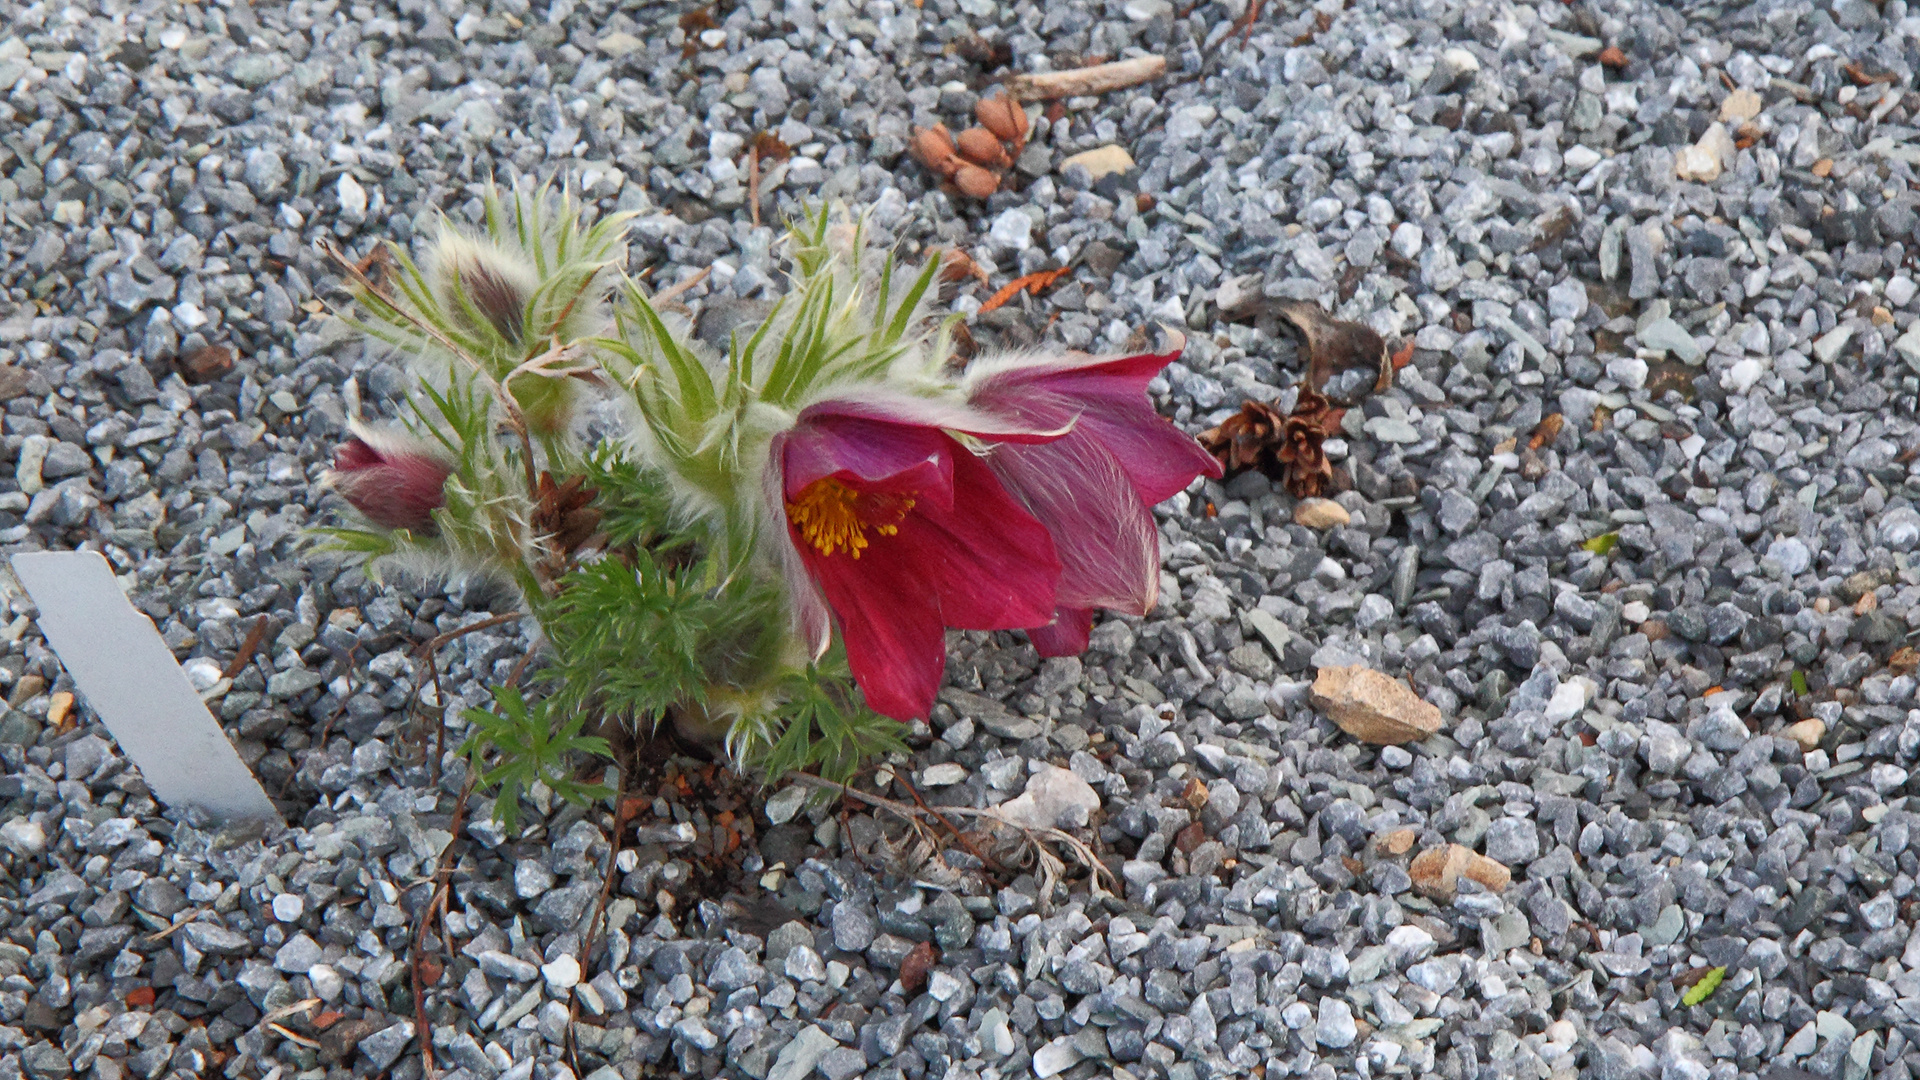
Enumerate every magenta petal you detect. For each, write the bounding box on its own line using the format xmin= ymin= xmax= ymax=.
xmin=985 ymin=432 xmax=1159 ymax=615
xmin=804 ymin=553 xmax=949 ymax=719
xmin=970 ymin=350 xmax=1222 ymax=506
xmin=782 ymin=422 xmax=1061 ymax=719
xmin=1028 ymin=608 xmax=1093 ymax=657
xmin=781 ymin=414 xmax=954 ymax=506
xmin=764 ymin=433 xmax=833 ymax=660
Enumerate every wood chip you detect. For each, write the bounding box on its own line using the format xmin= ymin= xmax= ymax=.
xmin=177 ymin=344 xmax=235 ymax=385
xmin=976 ymin=266 xmax=1071 ymax=315
xmin=1311 ymin=665 xmax=1444 ymax=744
xmin=1528 ymin=412 xmax=1565 ymax=450
xmin=1005 ymin=55 xmax=1167 ymax=100
xmin=1408 ymin=844 xmax=1511 ymax=899
xmin=900 ymin=941 xmax=936 ymax=993
xmin=48 ymin=691 xmax=74 ymax=733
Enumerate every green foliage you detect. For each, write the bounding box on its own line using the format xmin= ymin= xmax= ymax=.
xmin=741 ymin=657 xmax=909 ymax=787
xmin=458 ymin=685 xmax=614 ymax=835
xmin=1790 ymin=669 xmax=1809 ymax=696
xmin=1583 ymin=531 xmax=1619 ymax=555
xmin=535 ymin=537 xmax=789 ymax=734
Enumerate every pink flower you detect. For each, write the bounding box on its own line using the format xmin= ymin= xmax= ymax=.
xmin=966 ymin=349 xmax=1223 ymax=655
xmin=772 ymin=394 xmax=1065 ymax=719
xmin=324 ymin=429 xmax=453 ymax=532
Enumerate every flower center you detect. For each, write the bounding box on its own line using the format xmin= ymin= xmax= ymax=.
xmin=786 ymin=478 xmax=915 ymax=559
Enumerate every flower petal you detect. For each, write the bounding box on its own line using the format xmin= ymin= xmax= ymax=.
xmin=781 ymin=413 xmax=954 ymax=509
xmin=798 ymin=389 xmax=1070 ymax=445
xmin=1028 ymin=607 xmax=1093 ymax=657
xmin=985 ymin=431 xmax=1159 ymax=614
xmin=784 ymin=425 xmax=1061 ymax=718
xmin=969 ymin=349 xmax=1222 ymax=505
xmin=764 ymin=432 xmax=832 ymax=660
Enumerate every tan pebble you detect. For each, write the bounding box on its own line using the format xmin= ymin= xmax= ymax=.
xmin=1312 ymin=665 xmax=1444 ymax=745
xmin=1293 ymin=498 xmax=1351 ymax=529
xmin=1783 ymin=718 xmax=1825 ymax=752
xmin=1376 ymin=828 xmax=1417 ymax=856
xmin=1409 ymin=843 xmax=1510 ymax=900
xmin=1057 ymin=144 xmax=1135 ymax=181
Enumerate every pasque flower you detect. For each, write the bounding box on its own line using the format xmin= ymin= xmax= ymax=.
xmin=324 ymin=427 xmax=454 ymax=532
xmin=966 ymin=349 xmax=1223 ymax=655
xmin=771 ymin=395 xmax=1065 ymax=720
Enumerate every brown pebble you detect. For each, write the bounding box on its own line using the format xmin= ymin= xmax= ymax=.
xmin=177 ymin=344 xmax=235 ymax=384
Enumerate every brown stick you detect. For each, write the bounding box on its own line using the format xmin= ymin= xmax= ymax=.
xmin=409 ymin=779 xmax=474 ymax=1080
xmin=749 ymin=144 xmax=762 ymax=230
xmin=1004 ymin=56 xmax=1167 ymax=101
xmin=222 ymin=615 xmax=273 ymax=680
xmin=650 ymin=265 xmax=712 ymax=306
xmin=892 ymin=774 xmax=1007 ymax=875
xmin=565 ymin=768 xmax=633 ymax=1076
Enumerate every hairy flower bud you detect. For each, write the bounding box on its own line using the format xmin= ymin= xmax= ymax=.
xmin=433 ymin=236 xmax=536 ymax=346
xmin=955 ymin=127 xmax=1011 ymax=169
xmin=324 ymin=428 xmax=453 ymax=532
xmin=975 ymin=94 xmax=1029 ymax=146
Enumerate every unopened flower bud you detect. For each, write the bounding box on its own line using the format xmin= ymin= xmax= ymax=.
xmin=955 ymin=127 xmax=1011 ymax=169
xmin=324 ymin=429 xmax=453 ymax=532
xmin=433 ymin=236 xmax=535 ymax=346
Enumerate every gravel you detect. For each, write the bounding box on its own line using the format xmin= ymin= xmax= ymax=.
xmin=4 ymin=0 xmax=1920 ymax=1079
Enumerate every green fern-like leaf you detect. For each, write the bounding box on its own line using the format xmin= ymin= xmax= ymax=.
xmin=459 ymin=685 xmax=614 ymax=834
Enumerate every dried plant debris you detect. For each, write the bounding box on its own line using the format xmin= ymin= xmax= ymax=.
xmin=1272 ymin=301 xmax=1388 ymax=403
xmin=1202 ymin=301 xmax=1399 ymax=497
xmin=1199 ymin=389 xmax=1347 ymax=498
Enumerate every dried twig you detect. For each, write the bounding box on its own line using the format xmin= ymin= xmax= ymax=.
xmin=408 ymin=778 xmax=476 ymax=1080
xmin=1005 ymin=55 xmax=1167 ymax=100
xmin=565 ymin=769 xmax=635 ymax=1076
xmin=976 ymin=266 xmax=1072 ymax=315
xmin=749 ymin=143 xmax=762 ymax=230
xmin=650 ymin=266 xmax=712 ymax=307
xmin=892 ymin=774 xmax=1008 ymax=874
xmin=404 ymin=613 xmax=524 ymax=782
xmin=222 ymin=615 xmax=273 ymax=680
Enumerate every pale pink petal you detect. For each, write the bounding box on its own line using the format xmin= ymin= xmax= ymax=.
xmin=985 ymin=433 xmax=1159 ymax=614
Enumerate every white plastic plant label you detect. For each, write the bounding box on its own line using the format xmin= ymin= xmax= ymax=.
xmin=11 ymin=550 xmax=282 ymax=823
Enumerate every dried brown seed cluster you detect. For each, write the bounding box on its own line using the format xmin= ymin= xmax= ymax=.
xmin=1198 ymin=389 xmax=1348 ymax=499
xmin=909 ymin=92 xmax=1031 ymax=199
xmin=531 ymin=472 xmax=604 ymax=576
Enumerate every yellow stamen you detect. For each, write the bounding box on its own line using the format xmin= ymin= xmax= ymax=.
xmin=786 ymin=478 xmax=915 ymax=559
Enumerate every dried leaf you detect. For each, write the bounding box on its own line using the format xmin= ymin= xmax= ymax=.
xmin=1389 ymin=340 xmax=1414 ymax=371
xmin=1528 ymin=412 xmax=1565 ymax=450
xmin=1889 ymin=646 xmax=1918 ymax=671
xmin=900 ymin=941 xmax=936 ymax=993
xmin=1273 ymin=301 xmax=1386 ymax=397
xmin=177 ymin=344 xmax=235 ymax=385
xmin=1196 ymin=391 xmax=1346 ymax=498
xmin=976 ymin=266 xmax=1072 ymax=315
xmin=938 ymin=248 xmax=989 ymax=285
xmin=751 ymin=131 xmax=792 ymax=163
